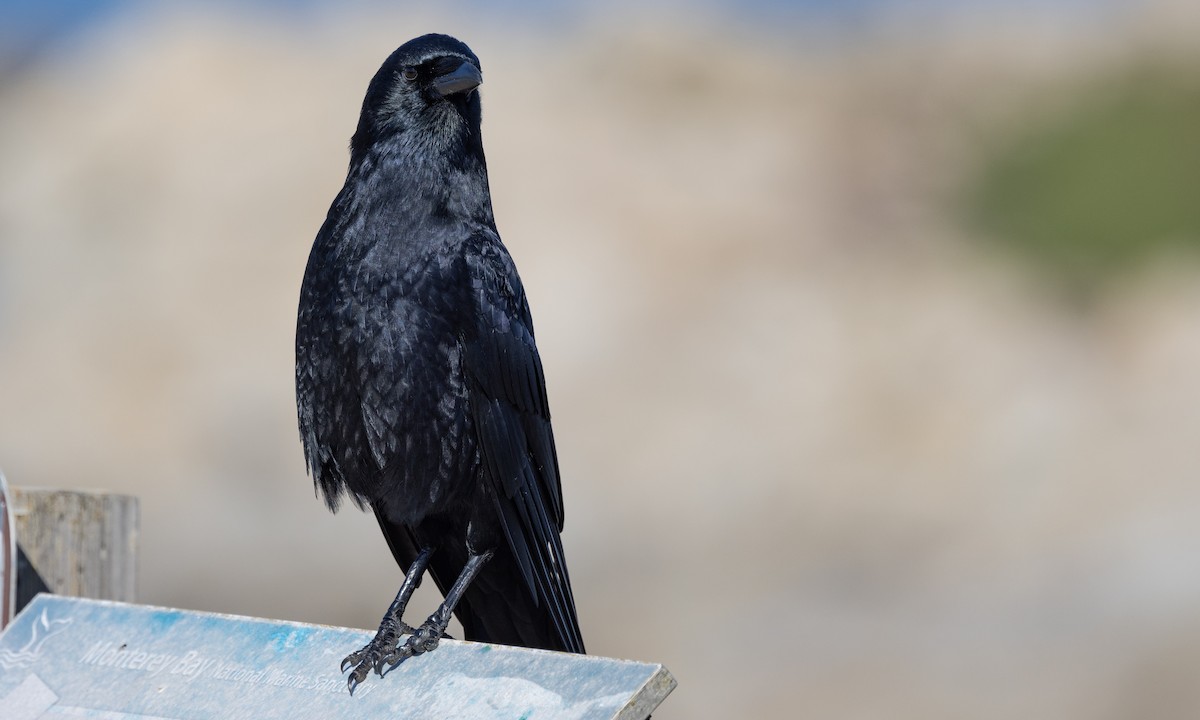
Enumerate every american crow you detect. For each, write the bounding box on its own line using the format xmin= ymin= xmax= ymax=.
xmin=295 ymin=34 xmax=585 ymax=693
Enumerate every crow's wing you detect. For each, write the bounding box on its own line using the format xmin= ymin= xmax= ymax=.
xmin=296 ymin=207 xmax=359 ymax=512
xmin=461 ymin=234 xmax=584 ymax=654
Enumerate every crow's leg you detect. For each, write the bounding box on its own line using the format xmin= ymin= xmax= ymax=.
xmin=379 ymin=549 xmax=494 ymax=674
xmin=343 ymin=546 xmax=434 ymax=694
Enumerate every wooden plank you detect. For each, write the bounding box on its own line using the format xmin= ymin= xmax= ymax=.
xmin=10 ymin=488 xmax=138 ymax=603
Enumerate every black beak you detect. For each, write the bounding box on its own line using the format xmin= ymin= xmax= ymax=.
xmin=431 ymin=61 xmax=482 ymax=97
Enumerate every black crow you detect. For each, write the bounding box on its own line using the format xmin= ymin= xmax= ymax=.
xmin=295 ymin=34 xmax=585 ymax=693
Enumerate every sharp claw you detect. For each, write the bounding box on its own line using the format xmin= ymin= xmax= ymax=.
xmin=377 ymin=643 xmax=410 ymax=675
xmin=341 ymin=607 xmax=452 ymax=692
xmin=346 ymin=656 xmax=374 ymax=695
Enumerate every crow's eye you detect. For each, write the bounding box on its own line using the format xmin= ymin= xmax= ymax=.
xmin=401 ymin=67 xmax=419 ymax=82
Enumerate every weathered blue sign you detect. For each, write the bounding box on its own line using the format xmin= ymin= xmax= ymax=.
xmin=0 ymin=595 xmax=674 ymax=719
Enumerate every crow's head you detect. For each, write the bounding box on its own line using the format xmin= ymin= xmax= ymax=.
xmin=351 ymin=34 xmax=484 ymax=160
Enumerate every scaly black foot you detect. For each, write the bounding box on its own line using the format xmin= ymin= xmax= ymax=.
xmin=342 ymin=615 xmax=417 ymax=694
xmin=343 ymin=546 xmax=434 ymax=694
xmin=377 ymin=551 xmax=494 ymax=676
xmin=377 ymin=607 xmax=452 ymax=675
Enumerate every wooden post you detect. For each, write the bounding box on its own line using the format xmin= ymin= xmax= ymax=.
xmin=10 ymin=488 xmax=138 ymax=603
xmin=1 ymin=472 xmax=14 ymax=626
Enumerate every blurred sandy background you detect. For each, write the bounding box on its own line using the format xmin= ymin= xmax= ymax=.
xmin=3 ymin=1 xmax=1200 ymax=717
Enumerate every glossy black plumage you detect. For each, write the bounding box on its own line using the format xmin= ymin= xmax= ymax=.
xmin=295 ymin=34 xmax=584 ymax=689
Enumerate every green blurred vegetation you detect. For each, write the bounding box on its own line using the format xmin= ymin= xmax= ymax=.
xmin=966 ymin=62 xmax=1200 ymax=297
